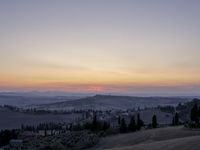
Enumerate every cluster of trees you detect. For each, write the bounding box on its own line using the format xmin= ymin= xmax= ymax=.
xmin=184 ymin=102 xmax=200 ymax=128
xmin=20 ymin=114 xmax=111 ymax=135
xmin=2 ymin=105 xmax=19 ymax=111
xmin=21 ymin=122 xmax=63 ymax=131
xmin=70 ymin=114 xmax=110 ymax=132
xmin=118 ymin=113 xmax=144 ymax=133
xmin=190 ymin=103 xmax=200 ymax=123
xmin=2 ymin=105 xmax=105 ymax=115
xmin=0 ymin=130 xmax=19 ymax=147
xmin=172 ymin=112 xmax=179 ymax=126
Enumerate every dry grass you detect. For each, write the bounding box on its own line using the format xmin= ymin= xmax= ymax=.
xmin=89 ymin=126 xmax=200 ymax=150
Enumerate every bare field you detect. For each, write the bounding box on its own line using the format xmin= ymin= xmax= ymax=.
xmin=0 ymin=109 xmax=81 ymax=130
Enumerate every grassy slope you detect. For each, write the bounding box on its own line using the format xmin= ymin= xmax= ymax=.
xmin=105 ymin=135 xmax=200 ymax=150
xmin=90 ymin=126 xmax=200 ymax=150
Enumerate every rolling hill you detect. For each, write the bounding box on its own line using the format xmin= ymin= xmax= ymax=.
xmin=89 ymin=126 xmax=200 ymax=150
xmin=35 ymin=95 xmax=189 ymax=110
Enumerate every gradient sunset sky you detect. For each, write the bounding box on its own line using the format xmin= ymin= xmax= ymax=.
xmin=0 ymin=0 xmax=200 ymax=95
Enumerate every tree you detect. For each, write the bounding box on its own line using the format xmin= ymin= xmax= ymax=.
xmin=191 ymin=103 xmax=199 ymax=123
xmin=118 ymin=116 xmax=121 ymax=125
xmin=120 ymin=118 xmax=127 ymax=133
xmin=152 ymin=115 xmax=157 ymax=128
xmin=128 ymin=116 xmax=136 ymax=132
xmin=44 ymin=129 xmax=47 ymax=136
xmin=92 ymin=113 xmax=97 ymax=131
xmin=137 ymin=113 xmax=142 ymax=130
xmin=103 ymin=121 xmax=110 ymax=131
xmin=174 ymin=112 xmax=179 ymax=125
xmin=172 ymin=117 xmax=175 ymax=126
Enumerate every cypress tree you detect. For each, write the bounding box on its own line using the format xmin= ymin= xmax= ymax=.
xmin=137 ymin=113 xmax=141 ymax=130
xmin=152 ymin=115 xmax=157 ymax=128
xmin=103 ymin=121 xmax=110 ymax=131
xmin=118 ymin=116 xmax=121 ymax=125
xmin=128 ymin=116 xmax=136 ymax=132
xmin=174 ymin=112 xmax=179 ymax=125
xmin=92 ymin=113 xmax=97 ymax=131
xmin=44 ymin=129 xmax=47 ymax=136
xmin=172 ymin=117 xmax=175 ymax=126
xmin=120 ymin=118 xmax=127 ymax=133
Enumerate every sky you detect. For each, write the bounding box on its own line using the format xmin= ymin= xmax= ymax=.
xmin=0 ymin=0 xmax=200 ymax=96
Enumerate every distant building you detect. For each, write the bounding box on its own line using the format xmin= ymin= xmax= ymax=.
xmin=0 ymin=145 xmax=9 ymax=150
xmin=18 ymin=131 xmax=42 ymax=141
xmin=9 ymin=139 xmax=23 ymax=150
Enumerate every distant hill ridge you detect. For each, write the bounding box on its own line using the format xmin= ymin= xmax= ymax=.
xmin=35 ymin=95 xmax=189 ymax=111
